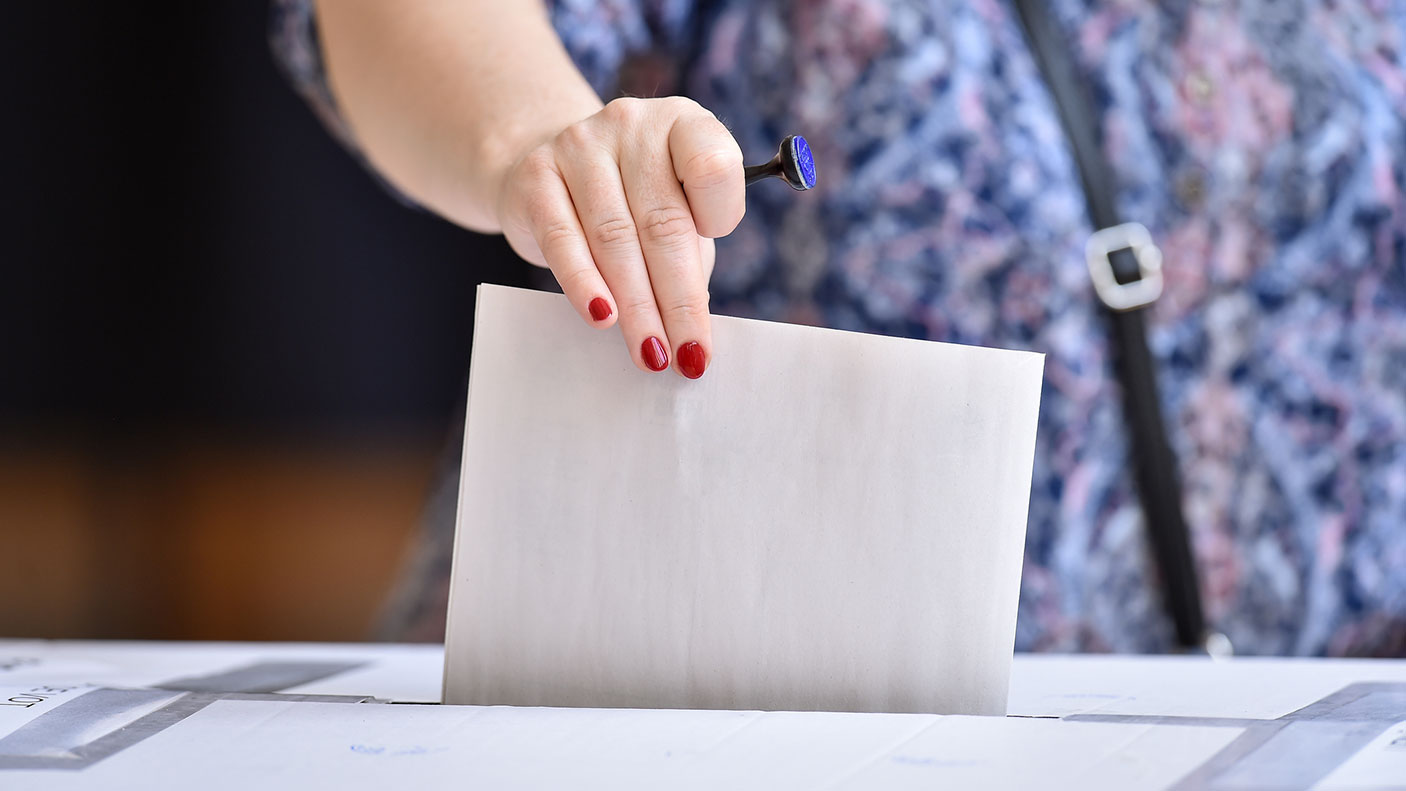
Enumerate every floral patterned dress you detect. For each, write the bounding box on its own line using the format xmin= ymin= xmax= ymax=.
xmin=272 ymin=0 xmax=1406 ymax=656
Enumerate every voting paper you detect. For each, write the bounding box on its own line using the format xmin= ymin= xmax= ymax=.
xmin=443 ymin=285 xmax=1044 ymax=714
xmin=22 ymin=699 xmax=1237 ymax=791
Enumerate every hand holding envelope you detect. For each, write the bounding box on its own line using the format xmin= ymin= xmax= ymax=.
xmin=444 ymin=285 xmax=1044 ymax=715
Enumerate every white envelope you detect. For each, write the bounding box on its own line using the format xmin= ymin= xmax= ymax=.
xmin=444 ymin=285 xmax=1043 ymax=715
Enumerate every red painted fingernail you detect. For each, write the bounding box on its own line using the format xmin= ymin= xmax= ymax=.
xmin=588 ymin=297 xmax=612 ymax=322
xmin=641 ymin=337 xmax=669 ymax=371
xmin=677 ymin=341 xmax=707 ymax=379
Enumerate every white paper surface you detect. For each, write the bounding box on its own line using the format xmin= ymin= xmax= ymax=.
xmin=5 ymin=699 xmax=1238 ymax=791
xmin=444 ymin=285 xmax=1044 ymax=714
xmin=1313 ymin=720 xmax=1406 ymax=790
xmin=5 ymin=642 xmax=1406 ymax=789
xmin=0 ymin=641 xmax=444 ymax=702
xmin=1007 ymin=654 xmax=1406 ymax=720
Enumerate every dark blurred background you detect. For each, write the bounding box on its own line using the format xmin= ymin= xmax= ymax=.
xmin=0 ymin=4 xmax=528 ymax=640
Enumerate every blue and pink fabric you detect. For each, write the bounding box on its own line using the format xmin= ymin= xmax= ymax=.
xmin=272 ymin=0 xmax=1406 ymax=656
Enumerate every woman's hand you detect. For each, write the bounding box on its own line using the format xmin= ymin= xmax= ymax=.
xmin=494 ymin=97 xmax=746 ymax=379
xmin=316 ymin=4 xmax=738 ymax=376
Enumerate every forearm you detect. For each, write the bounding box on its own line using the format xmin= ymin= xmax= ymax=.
xmin=314 ymin=0 xmax=604 ymax=232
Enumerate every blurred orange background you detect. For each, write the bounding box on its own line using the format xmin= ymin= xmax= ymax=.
xmin=0 ymin=435 xmax=438 ymax=641
xmin=0 ymin=3 xmax=530 ymax=642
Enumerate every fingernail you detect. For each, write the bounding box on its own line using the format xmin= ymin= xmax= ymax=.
xmin=641 ymin=337 xmax=669 ymax=372
xmin=677 ymin=341 xmax=707 ymax=379
xmin=588 ymin=297 xmax=612 ymax=322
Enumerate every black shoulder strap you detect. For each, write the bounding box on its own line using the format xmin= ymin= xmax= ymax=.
xmin=1012 ymin=0 xmax=1208 ymax=651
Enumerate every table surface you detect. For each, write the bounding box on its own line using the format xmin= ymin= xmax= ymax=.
xmin=2 ymin=640 xmax=1404 ymax=790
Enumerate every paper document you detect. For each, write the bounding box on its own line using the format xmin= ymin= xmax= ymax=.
xmin=444 ymin=285 xmax=1044 ymax=714
xmin=1008 ymin=654 xmax=1406 ymax=720
xmin=0 ymin=640 xmax=444 ymax=702
xmin=5 ymin=642 xmax=1406 ymax=788
xmin=36 ymin=699 xmax=1235 ymax=791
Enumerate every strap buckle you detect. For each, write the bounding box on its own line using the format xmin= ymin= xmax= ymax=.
xmin=1085 ymin=222 xmax=1163 ymax=311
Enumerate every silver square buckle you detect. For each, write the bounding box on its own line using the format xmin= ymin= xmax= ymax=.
xmin=1085 ymin=222 xmax=1163 ymax=312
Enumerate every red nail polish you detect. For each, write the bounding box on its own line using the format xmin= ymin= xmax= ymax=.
xmin=677 ymin=341 xmax=707 ymax=379
xmin=588 ymin=297 xmax=612 ymax=322
xmin=641 ymin=337 xmax=669 ymax=371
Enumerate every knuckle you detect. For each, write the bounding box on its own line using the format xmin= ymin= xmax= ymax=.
xmin=665 ymin=96 xmax=701 ymax=115
xmin=616 ymin=292 xmax=657 ymax=319
xmin=681 ymin=147 xmax=743 ymax=190
xmin=587 ymin=216 xmax=638 ymax=249
xmin=510 ymin=159 xmax=558 ymax=209
xmin=603 ymin=96 xmax=645 ymax=124
xmin=518 ymin=145 xmax=557 ymax=176
xmin=554 ymin=121 xmax=596 ymax=151
xmin=637 ymin=206 xmax=696 ymax=244
xmin=662 ymin=293 xmax=710 ymax=322
xmin=557 ymin=265 xmax=598 ymax=295
xmin=520 ymin=188 xmax=560 ymax=226
xmin=536 ymin=219 xmax=580 ymax=253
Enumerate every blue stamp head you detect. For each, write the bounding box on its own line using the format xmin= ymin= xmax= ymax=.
xmin=782 ymin=135 xmax=817 ymax=191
